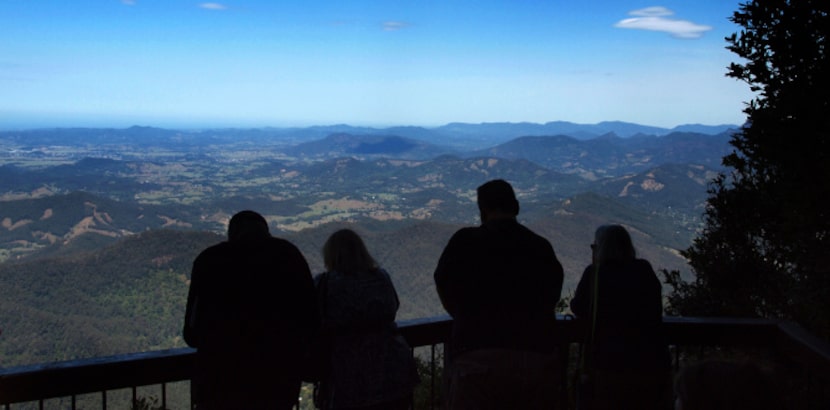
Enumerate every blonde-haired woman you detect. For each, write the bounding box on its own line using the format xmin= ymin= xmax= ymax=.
xmin=314 ymin=229 xmax=418 ymax=410
xmin=571 ymin=224 xmax=671 ymax=410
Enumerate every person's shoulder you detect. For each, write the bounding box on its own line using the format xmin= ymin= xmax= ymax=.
xmin=518 ymin=223 xmax=554 ymax=248
xmin=264 ymin=236 xmax=302 ymax=251
xmin=314 ymin=271 xmax=328 ymax=286
xmin=530 ymin=228 xmax=554 ymax=245
xmin=195 ymin=241 xmax=231 ymax=259
xmin=633 ymin=258 xmax=655 ymax=272
xmin=448 ymin=226 xmax=482 ymax=242
xmin=633 ymin=259 xmax=661 ymax=283
xmin=611 ymin=259 xmax=660 ymax=286
xmin=205 ymin=240 xmax=231 ymax=251
xmin=581 ymin=263 xmax=596 ymax=276
xmin=453 ymin=225 xmax=480 ymax=235
xmin=374 ymin=268 xmax=396 ymax=284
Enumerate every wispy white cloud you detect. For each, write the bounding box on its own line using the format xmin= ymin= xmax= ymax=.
xmin=382 ymin=21 xmax=409 ymax=31
xmin=199 ymin=3 xmax=227 ymax=10
xmin=121 ymin=0 xmax=136 ymax=5
xmin=630 ymin=6 xmax=673 ymax=17
xmin=615 ymin=7 xmax=712 ymax=39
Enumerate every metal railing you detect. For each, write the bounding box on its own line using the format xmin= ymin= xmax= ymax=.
xmin=1 ymin=315 xmax=829 ymax=409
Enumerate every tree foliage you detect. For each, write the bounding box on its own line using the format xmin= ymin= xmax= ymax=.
xmin=665 ymin=0 xmax=830 ymax=339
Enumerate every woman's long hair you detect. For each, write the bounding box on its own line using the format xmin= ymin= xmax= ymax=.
xmin=322 ymin=229 xmax=379 ymax=274
xmin=592 ymin=224 xmax=636 ymax=266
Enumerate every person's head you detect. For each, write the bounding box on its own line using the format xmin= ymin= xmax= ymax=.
xmin=323 ymin=228 xmax=378 ymax=274
xmin=673 ymin=360 xmax=780 ymax=410
xmin=591 ymin=224 xmax=636 ymax=266
xmin=476 ymin=179 xmax=520 ymax=223
xmin=227 ymin=210 xmax=270 ymax=242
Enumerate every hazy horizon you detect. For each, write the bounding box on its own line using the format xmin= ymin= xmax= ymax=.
xmin=0 ymin=118 xmax=742 ymax=133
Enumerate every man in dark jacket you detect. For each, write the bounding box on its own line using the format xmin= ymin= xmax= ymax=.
xmin=434 ymin=179 xmax=565 ymax=409
xmin=183 ymin=210 xmax=318 ymax=410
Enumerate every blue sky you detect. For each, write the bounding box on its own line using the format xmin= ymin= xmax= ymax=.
xmin=0 ymin=1 xmax=752 ymax=129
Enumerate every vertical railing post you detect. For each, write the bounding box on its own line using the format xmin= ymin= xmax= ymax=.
xmin=430 ymin=344 xmax=436 ymax=410
xmin=442 ymin=341 xmax=452 ymax=410
xmin=161 ymin=382 xmax=167 ymax=409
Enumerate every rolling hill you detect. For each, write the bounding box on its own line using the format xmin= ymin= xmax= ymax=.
xmin=474 ymin=131 xmax=732 ymax=177
xmin=0 ymin=193 xmax=690 ymax=367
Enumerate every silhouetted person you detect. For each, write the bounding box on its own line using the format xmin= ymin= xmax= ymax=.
xmin=313 ymin=228 xmax=418 ymax=410
xmin=434 ymin=179 xmax=564 ymax=409
xmin=570 ymin=224 xmax=671 ymax=410
xmin=183 ymin=210 xmax=318 ymax=410
xmin=673 ymin=360 xmax=783 ymax=410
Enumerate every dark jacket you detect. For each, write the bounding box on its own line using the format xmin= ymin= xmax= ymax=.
xmin=183 ymin=235 xmax=318 ymax=409
xmin=570 ymin=259 xmax=670 ymax=371
xmin=434 ymin=218 xmax=564 ymax=356
xmin=316 ymin=269 xmax=418 ymax=409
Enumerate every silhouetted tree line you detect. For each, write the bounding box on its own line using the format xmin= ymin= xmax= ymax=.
xmin=664 ymin=0 xmax=830 ymax=341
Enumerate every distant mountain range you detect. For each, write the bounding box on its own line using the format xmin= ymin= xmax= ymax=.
xmin=0 ymin=121 xmax=740 ymax=151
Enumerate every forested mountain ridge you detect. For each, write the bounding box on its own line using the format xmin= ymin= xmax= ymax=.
xmin=0 ymin=229 xmax=220 ymax=366
xmin=0 ymin=194 xmax=689 ymax=367
xmin=474 ymin=131 xmax=732 ymax=178
xmin=0 ymin=191 xmax=210 ymax=260
xmin=0 ymin=156 xmax=714 ymax=262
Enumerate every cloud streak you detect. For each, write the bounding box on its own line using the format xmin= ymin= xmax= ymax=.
xmin=615 ymin=7 xmax=711 ymax=39
xmin=382 ymin=21 xmax=409 ymax=31
xmin=199 ymin=3 xmax=227 ymax=10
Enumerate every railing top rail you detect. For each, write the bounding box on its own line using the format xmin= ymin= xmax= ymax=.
xmin=775 ymin=321 xmax=830 ymax=376
xmin=0 ymin=348 xmax=195 ymax=404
